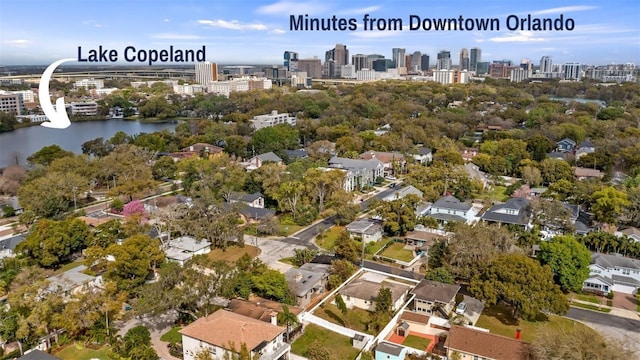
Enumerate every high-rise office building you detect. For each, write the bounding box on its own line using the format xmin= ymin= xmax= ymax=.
xmin=298 ymin=57 xmax=322 ymax=78
xmin=195 ymin=62 xmax=218 ymax=85
xmin=470 ymin=47 xmax=481 ymax=72
xmin=436 ymin=50 xmax=452 ymax=70
xmin=421 ymin=54 xmax=430 ymax=71
xmin=563 ymin=62 xmax=581 ymax=80
xmin=352 ymin=54 xmax=367 ymax=71
xmin=283 ymin=51 xmax=298 ymax=72
xmin=392 ymin=48 xmax=406 ymax=68
xmin=366 ymin=54 xmax=384 ymax=69
xmin=410 ymin=51 xmax=422 ymax=71
xmin=459 ymin=48 xmax=470 ymax=70
xmin=540 ymin=56 xmax=553 ymax=73
xmin=325 ymin=43 xmax=349 ymax=77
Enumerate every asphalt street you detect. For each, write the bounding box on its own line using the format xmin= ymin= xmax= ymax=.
xmin=565 ymin=307 xmax=640 ymax=354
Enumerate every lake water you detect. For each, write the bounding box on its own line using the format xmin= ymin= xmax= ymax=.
xmin=0 ymin=119 xmax=177 ymax=168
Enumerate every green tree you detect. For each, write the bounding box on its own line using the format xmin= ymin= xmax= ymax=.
xmin=531 ymin=324 xmax=635 ymax=360
xmin=469 ymin=254 xmax=569 ymax=320
xmin=304 ymin=168 xmax=344 ymax=212
xmin=26 ymin=145 xmax=74 ymax=167
xmin=293 ymin=248 xmax=317 ymax=267
xmin=277 ymin=305 xmax=299 ymax=342
xmin=18 ymin=171 xmax=88 ymax=218
xmin=306 ymin=340 xmax=331 ymax=360
xmin=334 ymin=294 xmax=349 ymax=328
xmin=251 ymin=269 xmax=294 ymax=305
xmin=328 ymin=259 xmax=357 ymax=289
xmin=152 ymin=156 xmax=177 ymax=180
xmin=334 ymin=231 xmax=361 ymax=263
xmin=424 ymin=267 xmax=455 ymax=284
xmin=16 ymin=218 xmax=91 ymax=268
xmin=537 ymin=235 xmax=591 ymax=292
xmin=371 ymin=194 xmax=420 ymax=236
xmin=590 ymin=187 xmax=630 ymax=225
xmin=250 ymin=124 xmax=300 ymax=155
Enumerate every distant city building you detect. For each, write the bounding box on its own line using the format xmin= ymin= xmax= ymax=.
xmin=585 ymin=63 xmax=637 ymax=83
xmin=323 ymin=59 xmax=336 ymax=78
xmin=459 ymin=48 xmax=469 ymax=70
xmin=69 ymin=101 xmax=98 ymax=116
xmin=74 ymin=78 xmax=104 ymax=89
xmin=341 ymin=64 xmax=356 ymax=79
xmin=263 ymin=65 xmax=288 ymax=80
xmin=325 ymin=43 xmax=349 ymax=77
xmin=195 ymin=61 xmax=218 ymax=85
xmin=563 ymin=62 xmax=582 ymax=80
xmin=421 ymin=54 xmax=430 ymax=71
xmin=510 ymin=68 xmax=530 ymax=83
xmin=356 ymin=68 xmax=378 ymax=81
xmin=410 ymin=51 xmax=422 ymax=71
xmin=539 ymin=56 xmax=553 ymax=73
xmin=207 ymin=77 xmax=272 ymax=97
xmin=372 ymin=59 xmax=393 ymax=72
xmin=434 ymin=69 xmax=455 ymax=84
xmin=297 ymin=58 xmax=322 ymax=78
xmin=470 ymin=47 xmax=481 ymax=72
xmin=283 ymin=51 xmax=298 ymax=72
xmin=250 ymin=110 xmax=296 ymax=130
xmin=436 ymin=50 xmax=452 ymax=70
xmin=352 ymin=54 xmax=368 ymax=71
xmin=366 ymin=54 xmax=385 ymax=69
xmin=476 ymin=61 xmax=490 ymax=75
xmin=392 ymin=47 xmax=406 ymax=69
xmin=0 ymin=93 xmax=23 ymax=115
xmin=490 ymin=60 xmax=514 ymax=78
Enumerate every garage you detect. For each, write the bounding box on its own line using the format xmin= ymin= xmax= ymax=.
xmin=612 ymin=283 xmax=637 ymax=295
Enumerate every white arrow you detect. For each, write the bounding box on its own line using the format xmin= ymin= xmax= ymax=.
xmin=39 ymin=58 xmax=76 ymax=129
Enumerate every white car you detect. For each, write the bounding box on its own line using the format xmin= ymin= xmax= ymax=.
xmin=455 ymin=302 xmax=467 ymax=315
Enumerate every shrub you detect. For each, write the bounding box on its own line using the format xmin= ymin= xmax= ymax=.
xmin=607 ymin=291 xmax=614 ymax=299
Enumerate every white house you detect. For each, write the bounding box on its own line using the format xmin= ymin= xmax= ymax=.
xmin=165 ymin=236 xmax=212 ymax=266
xmin=338 ymin=279 xmax=410 ymax=312
xmin=345 ymin=218 xmax=383 ymax=242
xmin=250 ymin=110 xmax=296 ymax=129
xmin=0 ymin=234 xmax=26 ymax=259
xmin=582 ymin=253 xmax=640 ymax=295
xmin=328 ymin=156 xmax=384 ymax=191
xmin=46 ymin=265 xmax=102 ymax=299
xmin=616 ymin=227 xmax=640 ymax=243
xmin=246 ymin=152 xmax=283 ymax=171
xmin=428 ymin=195 xmax=476 ymax=224
xmin=180 ymin=309 xmax=289 ymax=360
xmin=411 ymin=146 xmax=433 ymax=165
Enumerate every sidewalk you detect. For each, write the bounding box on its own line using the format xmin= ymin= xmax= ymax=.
xmin=570 ymin=298 xmax=640 ymax=320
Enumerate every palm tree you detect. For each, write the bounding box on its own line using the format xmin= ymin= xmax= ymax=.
xmin=277 ymin=305 xmax=298 ymax=343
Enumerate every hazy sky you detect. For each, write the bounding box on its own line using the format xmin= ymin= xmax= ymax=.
xmin=1 ymin=0 xmax=639 ymax=66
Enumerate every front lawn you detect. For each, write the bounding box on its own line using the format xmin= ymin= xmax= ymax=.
xmin=55 ymin=343 xmax=111 ymax=360
xmin=403 ymin=334 xmax=431 ymax=350
xmin=573 ymin=293 xmax=601 ymax=304
xmin=316 ymin=226 xmax=344 ymax=250
xmin=277 ymin=224 xmax=305 ymax=236
xmin=314 ymin=301 xmax=374 ymax=334
xmin=475 ymin=303 xmax=597 ymax=342
xmin=291 ymin=324 xmax=359 ymax=360
xmin=207 ymin=245 xmax=260 ymax=263
xmin=380 ymin=242 xmax=415 ymax=262
xmin=54 ymin=260 xmax=86 ymax=275
xmin=160 ymin=326 xmax=182 ymax=343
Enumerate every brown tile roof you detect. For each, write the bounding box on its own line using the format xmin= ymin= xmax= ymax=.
xmin=573 ymin=167 xmax=603 ymax=178
xmin=400 ymin=311 xmax=430 ymax=324
xmin=182 ymin=143 xmax=224 ymax=154
xmin=76 ymin=216 xmax=111 ymax=227
xmin=227 ymin=298 xmax=303 ymax=323
xmin=410 ymin=279 xmax=460 ymax=303
xmin=179 ymin=309 xmax=285 ymax=351
xmin=445 ymin=325 xmax=531 ymax=360
xmin=359 ymin=151 xmax=405 ymax=164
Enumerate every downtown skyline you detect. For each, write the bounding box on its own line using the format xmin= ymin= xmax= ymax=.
xmin=0 ymin=0 xmax=639 ymax=66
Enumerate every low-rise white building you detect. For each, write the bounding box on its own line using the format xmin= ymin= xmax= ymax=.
xmin=250 ymin=110 xmax=296 ymax=129
xmin=165 ymin=236 xmax=212 ymax=266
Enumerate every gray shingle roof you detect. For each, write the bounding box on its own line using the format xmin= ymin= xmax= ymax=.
xmin=346 ymin=218 xmax=382 ymax=235
xmin=410 ymin=279 xmax=460 ymax=303
xmin=328 ymin=156 xmax=383 ymax=171
xmin=0 ymin=234 xmax=26 ymax=251
xmin=257 ymin=152 xmax=282 ymax=163
xmin=432 ymin=195 xmax=472 ymax=212
xmin=376 ymin=342 xmax=405 ymax=356
xmin=592 ymin=253 xmax=640 ymax=271
xmin=481 ymin=197 xmax=531 ymax=225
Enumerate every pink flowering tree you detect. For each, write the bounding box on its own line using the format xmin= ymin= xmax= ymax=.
xmin=122 ymin=200 xmax=147 ymax=221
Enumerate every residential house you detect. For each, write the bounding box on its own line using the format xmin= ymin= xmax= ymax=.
xmin=556 ymin=138 xmax=577 ymax=153
xmin=380 ymin=185 xmax=424 ymax=202
xmin=404 ymin=227 xmax=448 ymax=252
xmin=583 ymin=253 xmax=640 ymax=295
xmin=397 ymin=311 xmax=431 ymax=335
xmin=546 ymin=151 xmax=573 ymax=161
xmin=228 ymin=192 xmax=265 ymax=208
xmin=481 ymin=197 xmax=532 ymax=229
xmin=617 ymin=227 xmax=640 ymax=243
xmin=0 ymin=196 xmax=22 ymax=216
xmin=285 ymin=263 xmax=330 ymax=307
xmin=180 ymin=309 xmax=289 ymax=360
xmin=358 ymin=151 xmax=406 ymax=176
xmin=428 ymin=195 xmax=476 ymax=225
xmin=0 ymin=234 xmax=26 ymax=259
xmin=46 ymin=265 xmax=101 ymax=298
xmin=575 ymin=139 xmax=595 ymax=160
xmin=246 ymin=152 xmax=283 ymax=170
xmin=411 ymin=146 xmax=433 ymax=165
xmin=283 ymin=149 xmax=308 ymax=162
xmin=226 ymin=298 xmax=304 ymax=325
xmin=573 ymin=167 xmax=603 ymax=180
xmin=345 ymin=218 xmax=383 ymax=242
xmin=328 ymin=156 xmax=384 ymax=191
xmin=445 ymin=325 xmax=531 ymax=360
xmin=338 ymin=279 xmax=410 ymax=312
xmin=461 ymin=147 xmax=479 ymax=162
xmin=182 ymin=143 xmax=224 ymax=157
xmin=539 ymin=201 xmax=591 ymax=239
xmin=165 ymin=236 xmax=212 ymax=266
xmin=374 ymin=342 xmax=407 ymax=360
xmin=464 ymin=163 xmax=490 ymax=190
xmin=410 ymin=279 xmax=460 ymax=318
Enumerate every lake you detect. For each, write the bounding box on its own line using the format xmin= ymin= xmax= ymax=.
xmin=0 ymin=119 xmax=177 ymax=168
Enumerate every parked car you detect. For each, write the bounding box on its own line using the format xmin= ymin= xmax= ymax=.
xmin=455 ymin=302 xmax=467 ymax=315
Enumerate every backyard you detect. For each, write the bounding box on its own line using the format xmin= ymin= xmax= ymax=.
xmin=207 ymin=244 xmax=260 ymax=263
xmin=380 ymin=242 xmax=415 ymax=262
xmin=475 ymin=303 xmax=598 ymax=342
xmin=55 ymin=343 xmax=110 ymax=360
xmin=314 ymin=300 xmax=374 ymax=334
xmin=291 ymin=324 xmax=360 ymax=360
xmin=402 ymin=334 xmax=431 ymax=351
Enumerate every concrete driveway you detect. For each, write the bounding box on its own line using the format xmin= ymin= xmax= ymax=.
xmin=246 ymin=235 xmax=307 ymax=270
